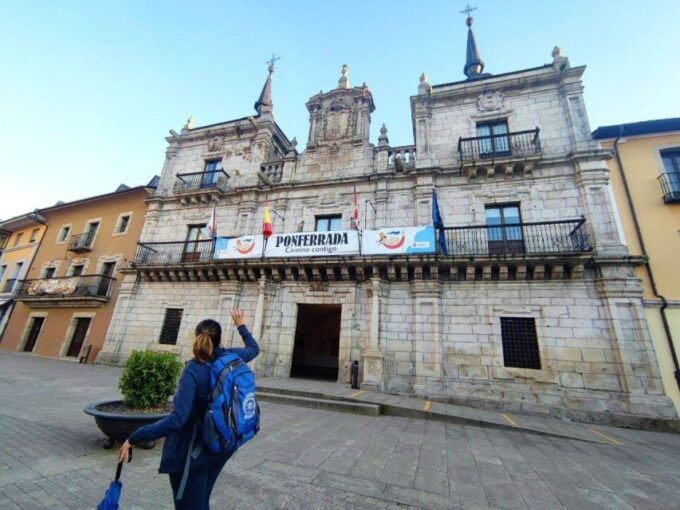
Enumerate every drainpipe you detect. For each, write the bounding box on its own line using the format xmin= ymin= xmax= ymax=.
xmin=613 ymin=132 xmax=680 ymax=389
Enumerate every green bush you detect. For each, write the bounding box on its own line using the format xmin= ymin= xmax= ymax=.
xmin=118 ymin=350 xmax=183 ymax=409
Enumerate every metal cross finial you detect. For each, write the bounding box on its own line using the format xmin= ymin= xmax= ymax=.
xmin=266 ymin=54 xmax=281 ymax=71
xmin=460 ymin=4 xmax=476 ymax=17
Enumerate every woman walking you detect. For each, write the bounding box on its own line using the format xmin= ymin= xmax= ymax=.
xmin=118 ymin=309 xmax=259 ymax=510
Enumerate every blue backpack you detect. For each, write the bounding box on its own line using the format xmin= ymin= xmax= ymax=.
xmin=177 ymin=351 xmax=260 ymax=500
xmin=201 ymin=351 xmax=260 ymax=452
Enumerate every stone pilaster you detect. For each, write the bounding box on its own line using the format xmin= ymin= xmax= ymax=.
xmin=413 ymin=86 xmax=433 ymax=170
xmin=218 ymin=280 xmax=242 ymax=348
xmin=96 ymin=271 xmax=138 ymax=365
xmin=411 ymin=279 xmax=442 ymax=394
xmin=413 ymin=175 xmax=434 ymax=226
xmin=574 ymin=159 xmax=627 ymax=257
xmin=362 ymin=277 xmax=386 ymax=387
xmin=595 ymin=265 xmax=677 ymax=417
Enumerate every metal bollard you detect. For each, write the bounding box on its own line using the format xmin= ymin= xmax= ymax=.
xmin=350 ymin=360 xmax=359 ymax=389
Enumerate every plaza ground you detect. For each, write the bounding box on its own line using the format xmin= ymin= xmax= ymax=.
xmin=1 ymin=352 xmax=680 ymax=509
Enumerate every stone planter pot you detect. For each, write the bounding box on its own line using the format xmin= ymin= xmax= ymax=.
xmin=84 ymin=400 xmax=170 ymax=449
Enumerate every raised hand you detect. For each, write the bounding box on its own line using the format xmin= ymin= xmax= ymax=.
xmin=229 ymin=309 xmax=245 ymax=327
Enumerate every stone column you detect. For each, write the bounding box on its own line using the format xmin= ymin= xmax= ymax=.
xmin=362 ymin=277 xmax=385 ymax=387
xmin=411 ymin=279 xmax=442 ymax=394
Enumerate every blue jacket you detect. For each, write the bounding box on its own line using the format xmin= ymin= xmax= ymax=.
xmin=129 ymin=324 xmax=260 ymax=473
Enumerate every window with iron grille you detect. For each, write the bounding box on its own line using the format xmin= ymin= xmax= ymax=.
xmin=159 ymin=308 xmax=183 ymax=345
xmin=500 ymin=317 xmax=541 ymax=369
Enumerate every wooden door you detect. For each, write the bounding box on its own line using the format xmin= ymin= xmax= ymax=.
xmin=66 ymin=318 xmax=91 ymax=357
xmin=23 ymin=317 xmax=45 ymax=352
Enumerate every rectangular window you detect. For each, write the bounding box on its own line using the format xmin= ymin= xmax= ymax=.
xmin=183 ymin=224 xmax=207 ymax=263
xmin=660 ymin=149 xmax=680 ymax=202
xmin=3 ymin=262 xmax=23 ymax=293
xmin=86 ymin=221 xmax=99 ymax=239
xmin=0 ymin=265 xmax=6 ymax=282
xmin=116 ymin=215 xmax=131 ymax=234
xmin=202 ymin=160 xmax=223 ymax=188
xmin=159 ymin=308 xmax=183 ymax=345
xmin=500 ymin=317 xmax=541 ymax=369
xmin=485 ymin=204 xmax=523 ymax=255
xmin=29 ymin=229 xmax=39 ymax=243
xmin=315 ymin=215 xmax=342 ymax=232
xmin=71 ymin=265 xmax=84 ymax=277
xmin=476 ymin=120 xmax=509 ymax=158
xmin=661 ymin=148 xmax=680 ymax=174
xmin=13 ymin=233 xmax=23 ymax=247
xmin=57 ymin=226 xmax=71 ymax=243
xmin=44 ymin=267 xmax=56 ymax=279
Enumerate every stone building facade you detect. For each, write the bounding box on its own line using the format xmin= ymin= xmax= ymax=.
xmin=98 ymin=24 xmax=676 ymax=421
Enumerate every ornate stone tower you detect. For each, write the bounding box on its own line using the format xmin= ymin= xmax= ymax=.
xmin=305 ymin=65 xmax=375 ymax=151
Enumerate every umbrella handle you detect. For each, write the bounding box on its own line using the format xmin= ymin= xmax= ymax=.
xmin=115 ymin=446 xmax=133 ymax=482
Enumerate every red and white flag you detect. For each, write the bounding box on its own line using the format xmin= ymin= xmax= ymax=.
xmin=207 ymin=204 xmax=217 ymax=238
xmin=351 ymin=187 xmax=360 ymax=230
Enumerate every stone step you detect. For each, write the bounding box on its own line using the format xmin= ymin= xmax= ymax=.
xmin=257 ymin=385 xmax=355 ymax=403
xmin=256 ymin=382 xmax=609 ymax=443
xmin=256 ymin=391 xmax=381 ymax=417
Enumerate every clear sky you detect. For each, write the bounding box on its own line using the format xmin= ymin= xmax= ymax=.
xmin=1 ymin=0 xmax=678 ymax=220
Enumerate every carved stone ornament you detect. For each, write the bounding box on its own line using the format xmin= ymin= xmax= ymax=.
xmin=477 ymin=91 xmax=503 ymax=112
xmin=208 ymin=136 xmax=223 ymax=152
xmin=320 ymin=101 xmax=354 ymax=142
xmin=309 ymin=281 xmax=329 ymax=292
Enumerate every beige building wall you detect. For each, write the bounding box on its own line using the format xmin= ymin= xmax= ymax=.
xmin=0 ymin=222 xmax=46 ymax=337
xmin=600 ymin=131 xmax=680 ymax=412
xmin=0 ymin=187 xmax=151 ymax=361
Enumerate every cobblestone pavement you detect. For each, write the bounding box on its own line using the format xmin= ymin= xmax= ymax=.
xmin=1 ymin=352 xmax=680 ymax=509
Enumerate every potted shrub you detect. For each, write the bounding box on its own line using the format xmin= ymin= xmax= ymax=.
xmin=84 ymin=350 xmax=182 ymax=449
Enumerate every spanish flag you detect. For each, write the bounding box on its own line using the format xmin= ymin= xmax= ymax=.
xmin=262 ymin=205 xmax=273 ymax=239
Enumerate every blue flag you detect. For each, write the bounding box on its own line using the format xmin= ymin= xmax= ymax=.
xmin=432 ymin=189 xmax=448 ymax=255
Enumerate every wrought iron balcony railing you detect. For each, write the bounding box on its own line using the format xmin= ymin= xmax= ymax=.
xmin=174 ymin=170 xmax=229 ymax=194
xmin=133 ymin=239 xmax=216 ymax=266
xmin=16 ymin=274 xmax=116 ymax=301
xmin=458 ymin=128 xmax=541 ymax=163
xmin=658 ymin=172 xmax=680 ymax=203
xmin=441 ymin=218 xmax=591 ymax=256
xmin=68 ymin=232 xmax=95 ymax=252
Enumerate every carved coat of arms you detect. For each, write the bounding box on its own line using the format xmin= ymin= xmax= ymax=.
xmin=477 ymin=91 xmax=503 ymax=111
xmin=320 ymin=104 xmax=353 ymax=142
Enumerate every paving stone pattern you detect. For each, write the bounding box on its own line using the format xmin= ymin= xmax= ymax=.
xmin=1 ymin=352 xmax=680 ymax=509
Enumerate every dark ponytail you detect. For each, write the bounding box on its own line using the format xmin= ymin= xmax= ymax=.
xmin=193 ymin=319 xmax=221 ymax=363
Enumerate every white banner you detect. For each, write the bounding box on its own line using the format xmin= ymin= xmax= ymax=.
xmin=214 ymin=235 xmax=265 ymax=259
xmin=264 ymin=230 xmax=360 ymax=258
xmin=361 ymin=226 xmax=436 ymax=255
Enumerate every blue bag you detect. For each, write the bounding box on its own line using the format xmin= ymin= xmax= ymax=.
xmin=176 ymin=351 xmax=260 ymax=500
xmin=201 ymin=351 xmax=260 ymax=452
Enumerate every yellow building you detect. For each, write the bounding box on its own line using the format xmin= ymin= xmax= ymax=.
xmin=593 ymin=118 xmax=680 ymax=412
xmin=0 ymin=213 xmax=47 ymax=338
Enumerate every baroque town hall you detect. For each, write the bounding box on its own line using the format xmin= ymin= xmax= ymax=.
xmin=98 ymin=14 xmax=676 ymax=421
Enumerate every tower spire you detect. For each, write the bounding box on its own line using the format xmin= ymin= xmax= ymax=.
xmin=254 ymin=54 xmax=280 ymax=116
xmin=461 ymin=5 xmax=490 ymax=80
